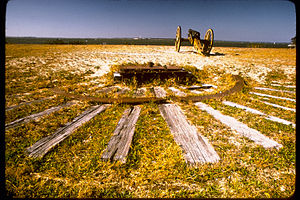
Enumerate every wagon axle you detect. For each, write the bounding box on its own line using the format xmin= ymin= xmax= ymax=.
xmin=175 ymin=26 xmax=214 ymax=56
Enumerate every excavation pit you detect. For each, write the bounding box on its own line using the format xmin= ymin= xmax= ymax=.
xmin=113 ymin=64 xmax=198 ymax=85
xmin=51 ymin=64 xmax=245 ymax=105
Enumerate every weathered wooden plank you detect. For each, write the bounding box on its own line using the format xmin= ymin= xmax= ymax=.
xmin=96 ymin=86 xmax=119 ymax=94
xmin=5 ymin=101 xmax=76 ymax=130
xmin=195 ymin=102 xmax=282 ymax=149
xmin=168 ymin=87 xmax=186 ymax=97
xmin=159 ymin=103 xmax=220 ymax=164
xmin=179 ymin=84 xmax=216 ymax=94
xmin=116 ymin=87 xmax=130 ymax=95
xmin=154 ymin=87 xmax=220 ymax=165
xmin=223 ymin=101 xmax=295 ymax=128
xmin=183 ymin=84 xmax=217 ymax=90
xmin=6 ymin=95 xmax=56 ymax=111
xmin=153 ymin=87 xmax=168 ymax=98
xmin=250 ymin=92 xmax=296 ymax=102
xmin=101 ymin=106 xmax=141 ymax=163
xmin=97 ymin=86 xmax=129 ymax=95
xmin=254 ymin=87 xmax=295 ymax=94
xmin=271 ymin=84 xmax=296 ymax=89
xmin=27 ymin=104 xmax=109 ymax=158
xmin=133 ymin=88 xmax=146 ymax=97
xmin=258 ymin=100 xmax=296 ymax=112
xmin=191 ymin=90 xmax=203 ymax=94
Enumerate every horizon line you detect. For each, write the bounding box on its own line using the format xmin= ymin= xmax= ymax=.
xmin=5 ymin=36 xmax=290 ymax=43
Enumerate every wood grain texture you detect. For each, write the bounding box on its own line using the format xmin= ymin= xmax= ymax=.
xmin=195 ymin=102 xmax=282 ymax=149
xmin=5 ymin=101 xmax=76 ymax=130
xmin=27 ymin=104 xmax=109 ymax=158
xmin=168 ymin=87 xmax=186 ymax=97
xmin=153 ymin=87 xmax=167 ymax=98
xmin=154 ymin=87 xmax=220 ymax=165
xmin=133 ymin=88 xmax=146 ymax=97
xmin=101 ymin=106 xmax=141 ymax=163
xmin=116 ymin=88 xmax=130 ymax=95
xmin=5 ymin=96 xmax=56 ymax=111
xmin=95 ymin=86 xmax=119 ymax=94
xmin=223 ymin=101 xmax=295 ymax=128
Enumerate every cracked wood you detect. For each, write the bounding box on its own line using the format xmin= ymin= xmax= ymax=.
xmin=5 ymin=101 xmax=76 ymax=130
xmin=27 ymin=104 xmax=109 ymax=158
xmin=101 ymin=106 xmax=141 ymax=163
xmin=154 ymin=87 xmax=220 ymax=165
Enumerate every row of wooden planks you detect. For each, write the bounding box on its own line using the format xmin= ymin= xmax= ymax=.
xmin=6 ymin=85 xmax=292 ymax=165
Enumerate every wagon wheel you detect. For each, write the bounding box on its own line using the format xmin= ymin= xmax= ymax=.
xmin=203 ymin=29 xmax=214 ymax=55
xmin=51 ymin=74 xmax=245 ymax=104
xmin=175 ymin=26 xmax=182 ymax=52
xmin=31 ymin=71 xmax=245 ymax=163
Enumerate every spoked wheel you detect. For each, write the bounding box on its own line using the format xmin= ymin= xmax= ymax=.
xmin=203 ymin=29 xmax=214 ymax=55
xmin=175 ymin=26 xmax=182 ymax=52
xmin=51 ymin=73 xmax=245 ymax=104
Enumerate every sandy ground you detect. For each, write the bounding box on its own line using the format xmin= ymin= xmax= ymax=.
xmin=83 ymin=45 xmax=296 ymax=83
xmin=6 ymin=45 xmax=296 ymax=83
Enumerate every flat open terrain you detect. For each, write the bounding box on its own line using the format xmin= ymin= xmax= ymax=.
xmin=5 ymin=44 xmax=296 ymax=198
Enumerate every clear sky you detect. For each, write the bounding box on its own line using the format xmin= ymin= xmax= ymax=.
xmin=5 ymin=0 xmax=296 ymax=42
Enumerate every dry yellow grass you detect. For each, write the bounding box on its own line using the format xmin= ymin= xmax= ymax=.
xmin=5 ymin=44 xmax=296 ymax=198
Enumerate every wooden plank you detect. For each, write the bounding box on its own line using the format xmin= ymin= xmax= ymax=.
xmin=101 ymin=106 xmax=141 ymax=163
xmin=154 ymin=87 xmax=220 ymax=165
xmin=27 ymin=104 xmax=109 ymax=158
xmin=133 ymin=88 xmax=146 ymax=97
xmin=116 ymin=87 xmax=130 ymax=95
xmin=5 ymin=101 xmax=76 ymax=130
xmin=258 ymin=100 xmax=296 ymax=112
xmin=195 ymin=102 xmax=282 ymax=149
xmin=254 ymin=87 xmax=295 ymax=94
xmin=182 ymin=84 xmax=217 ymax=90
xmin=96 ymin=86 xmax=119 ymax=94
xmin=158 ymin=103 xmax=220 ymax=164
xmin=191 ymin=90 xmax=203 ymax=94
xmin=271 ymin=84 xmax=296 ymax=89
xmin=168 ymin=87 xmax=186 ymax=97
xmin=223 ymin=101 xmax=295 ymax=128
xmin=6 ymin=95 xmax=56 ymax=111
xmin=250 ymin=92 xmax=296 ymax=102
xmin=153 ymin=87 xmax=167 ymax=98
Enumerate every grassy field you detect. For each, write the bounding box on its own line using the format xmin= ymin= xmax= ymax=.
xmin=6 ymin=36 xmax=289 ymax=48
xmin=5 ymin=44 xmax=295 ymax=198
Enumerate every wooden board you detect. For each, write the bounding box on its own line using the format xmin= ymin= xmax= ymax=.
xmin=96 ymin=86 xmax=119 ymax=94
xmin=249 ymin=92 xmax=296 ymax=102
xmin=101 ymin=106 xmax=141 ymax=163
xmin=153 ymin=87 xmax=167 ymax=98
xmin=116 ymin=88 xmax=130 ymax=95
xmin=154 ymin=87 xmax=220 ymax=165
xmin=258 ymin=100 xmax=296 ymax=112
xmin=6 ymin=96 xmax=56 ymax=111
xmin=168 ymin=87 xmax=186 ymax=97
xmin=222 ymin=101 xmax=295 ymax=128
xmin=133 ymin=88 xmax=146 ymax=97
xmin=27 ymin=104 xmax=109 ymax=158
xmin=5 ymin=101 xmax=76 ymax=130
xmin=195 ymin=102 xmax=282 ymax=149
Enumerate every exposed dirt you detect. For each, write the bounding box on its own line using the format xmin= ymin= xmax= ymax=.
xmin=82 ymin=45 xmax=296 ymax=83
xmin=6 ymin=45 xmax=295 ymax=84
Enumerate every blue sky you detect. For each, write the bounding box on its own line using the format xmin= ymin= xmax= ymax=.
xmin=5 ymin=0 xmax=296 ymax=42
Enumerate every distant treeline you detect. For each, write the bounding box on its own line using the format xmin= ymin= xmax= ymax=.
xmin=5 ymin=37 xmax=289 ymax=48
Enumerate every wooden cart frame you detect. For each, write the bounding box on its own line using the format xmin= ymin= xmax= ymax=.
xmin=175 ymin=26 xmax=214 ymax=56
